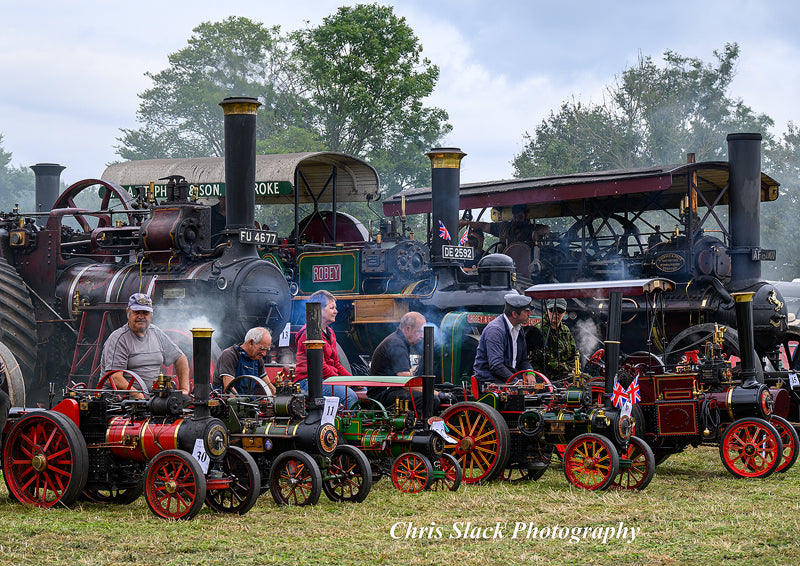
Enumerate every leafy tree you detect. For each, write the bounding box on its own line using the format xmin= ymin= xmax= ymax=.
xmin=0 ymin=135 xmax=35 ymax=212
xmin=291 ymin=3 xmax=450 ymax=195
xmin=513 ymin=43 xmax=774 ymax=176
xmin=117 ymin=17 xmax=303 ymax=159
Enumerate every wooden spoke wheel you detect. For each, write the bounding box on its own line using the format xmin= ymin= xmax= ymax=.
xmin=719 ymin=418 xmax=783 ymax=479
xmin=322 ymin=444 xmax=373 ymax=503
xmin=225 ymin=375 xmax=271 ymax=397
xmin=770 ymin=415 xmax=800 ymax=473
xmin=95 ymin=370 xmax=149 ymax=395
xmin=144 ymin=449 xmax=207 ymax=520
xmin=269 ymin=450 xmax=322 ymax=506
xmin=611 ymin=436 xmax=656 ymax=490
xmin=391 ymin=452 xmax=434 ymax=493
xmin=429 ymin=453 xmax=463 ymax=492
xmin=440 ymin=402 xmax=510 ymax=484
xmin=3 ymin=411 xmax=89 ymax=507
xmin=563 ymin=433 xmax=620 ymax=490
xmin=205 ymin=446 xmax=261 ymax=515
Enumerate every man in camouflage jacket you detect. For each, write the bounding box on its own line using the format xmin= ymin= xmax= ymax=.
xmin=527 ymin=298 xmax=579 ymax=382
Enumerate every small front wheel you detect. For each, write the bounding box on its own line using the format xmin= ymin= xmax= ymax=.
xmin=611 ymin=436 xmax=655 ymax=490
xmin=269 ymin=450 xmax=322 ymax=506
xmin=144 ymin=449 xmax=207 ymax=520
xmin=719 ymin=418 xmax=783 ymax=478
xmin=391 ymin=452 xmax=434 ymax=493
xmin=563 ymin=433 xmax=620 ymax=490
xmin=429 ymin=453 xmax=462 ymax=492
xmin=322 ymin=444 xmax=372 ymax=503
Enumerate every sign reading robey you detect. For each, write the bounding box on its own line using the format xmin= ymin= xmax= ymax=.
xmin=312 ymin=264 xmax=341 ymax=283
xmin=442 ymin=245 xmax=474 ymax=261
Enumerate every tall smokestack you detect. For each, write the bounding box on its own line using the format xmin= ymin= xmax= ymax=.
xmin=304 ymin=301 xmax=324 ymax=406
xmin=727 ymin=133 xmax=762 ymax=288
xmin=191 ymin=327 xmax=213 ymax=418
xmin=604 ymin=291 xmax=622 ymax=408
xmin=422 ymin=325 xmax=434 ymax=423
xmin=426 ymin=148 xmax=466 ymax=261
xmin=219 ymin=96 xmax=261 ymax=260
xmin=31 ymin=163 xmax=65 ymax=224
xmin=732 ymin=292 xmax=760 ymax=388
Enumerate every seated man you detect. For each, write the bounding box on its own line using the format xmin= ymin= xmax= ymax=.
xmin=473 ymin=293 xmax=536 ymax=388
xmin=368 ymin=312 xmax=439 ymax=414
xmin=527 ymin=298 xmax=579 ymax=383
xmin=212 ymin=327 xmax=277 ymax=395
xmin=464 ymin=227 xmax=486 ymax=269
xmin=101 ymin=293 xmax=189 ymax=399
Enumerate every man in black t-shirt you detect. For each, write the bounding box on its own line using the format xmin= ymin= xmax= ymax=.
xmin=368 ymin=312 xmax=438 ymax=414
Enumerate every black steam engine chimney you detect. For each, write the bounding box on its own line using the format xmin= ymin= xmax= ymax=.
xmin=727 ymin=133 xmax=763 ymax=289
xmin=31 ymin=163 xmax=65 ymax=224
xmin=219 ymin=96 xmax=261 ymax=264
xmin=427 ymin=148 xmax=465 ymax=262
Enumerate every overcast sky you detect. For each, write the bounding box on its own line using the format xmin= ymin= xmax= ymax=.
xmin=1 ymin=0 xmax=798 ymax=187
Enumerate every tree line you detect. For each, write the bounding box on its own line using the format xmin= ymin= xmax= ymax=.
xmin=0 ymin=6 xmax=798 ymax=278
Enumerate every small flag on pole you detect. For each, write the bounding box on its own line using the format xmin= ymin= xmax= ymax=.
xmin=458 ymin=228 xmax=470 ymax=246
xmin=438 ymin=220 xmax=451 ymax=242
xmin=611 ymin=376 xmax=628 ymax=409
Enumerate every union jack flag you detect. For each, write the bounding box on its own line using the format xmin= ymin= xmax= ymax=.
xmin=611 ymin=375 xmax=629 ymax=409
xmin=458 ymin=228 xmax=470 ymax=246
xmin=438 ymin=220 xmax=451 ymax=242
xmin=627 ymin=375 xmax=641 ymax=404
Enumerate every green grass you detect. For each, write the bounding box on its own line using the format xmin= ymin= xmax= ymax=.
xmin=0 ymin=445 xmax=798 ymax=566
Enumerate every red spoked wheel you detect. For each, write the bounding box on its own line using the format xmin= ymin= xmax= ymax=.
xmin=771 ymin=415 xmax=800 ymax=473
xmin=611 ymin=436 xmax=655 ymax=490
xmin=269 ymin=450 xmax=322 ymax=506
xmin=429 ymin=453 xmax=462 ymax=492
xmin=95 ymin=370 xmax=149 ymax=395
xmin=144 ymin=449 xmax=207 ymax=520
xmin=2 ymin=411 xmax=89 ymax=507
xmin=391 ymin=452 xmax=434 ymax=493
xmin=440 ymin=402 xmax=510 ymax=484
xmin=563 ymin=433 xmax=620 ymax=490
xmin=322 ymin=444 xmax=373 ymax=503
xmin=719 ymin=418 xmax=783 ymax=479
xmin=205 ymin=446 xmax=261 ymax=515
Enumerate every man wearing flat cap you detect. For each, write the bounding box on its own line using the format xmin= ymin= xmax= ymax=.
xmin=101 ymin=293 xmax=190 ymax=397
xmin=473 ymin=292 xmax=535 ymax=388
xmin=527 ymin=297 xmax=579 ymax=382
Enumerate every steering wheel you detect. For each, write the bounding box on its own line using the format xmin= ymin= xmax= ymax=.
xmin=503 ymin=369 xmax=554 ymax=392
xmin=225 ymin=375 xmax=272 ymax=397
xmin=52 ymin=179 xmax=137 ymax=232
xmin=95 ymin=369 xmax=149 ymax=395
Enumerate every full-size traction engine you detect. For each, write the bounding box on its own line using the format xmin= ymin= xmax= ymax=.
xmin=1 ymin=328 xmax=262 ymax=520
xmin=0 ymin=98 xmax=292 ymax=405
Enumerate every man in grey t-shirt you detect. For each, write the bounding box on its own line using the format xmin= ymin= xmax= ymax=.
xmin=101 ymin=293 xmax=189 ymax=398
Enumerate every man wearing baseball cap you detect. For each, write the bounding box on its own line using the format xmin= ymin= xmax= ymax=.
xmin=473 ymin=292 xmax=535 ymax=388
xmin=100 ymin=293 xmax=189 ymax=397
xmin=527 ymin=297 xmax=578 ymax=381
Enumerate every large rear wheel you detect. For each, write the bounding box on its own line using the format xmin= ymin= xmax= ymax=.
xmin=440 ymin=402 xmax=510 ymax=483
xmin=3 ymin=411 xmax=89 ymax=507
xmin=0 ymin=257 xmax=36 ymax=403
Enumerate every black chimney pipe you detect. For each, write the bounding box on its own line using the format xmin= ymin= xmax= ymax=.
xmin=304 ymin=301 xmax=324 ymax=406
xmin=426 ymin=148 xmax=466 ymax=261
xmin=727 ymin=133 xmax=763 ymax=288
xmin=732 ymin=292 xmax=760 ymax=388
xmin=604 ymin=291 xmax=622 ymax=407
xmin=422 ymin=325 xmax=434 ymax=423
xmin=219 ymin=97 xmax=261 ymax=261
xmin=31 ymin=163 xmax=65 ymax=224
xmin=191 ymin=327 xmax=213 ymax=418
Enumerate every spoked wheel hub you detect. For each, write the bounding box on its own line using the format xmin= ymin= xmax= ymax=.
xmin=31 ymin=450 xmax=48 ymax=472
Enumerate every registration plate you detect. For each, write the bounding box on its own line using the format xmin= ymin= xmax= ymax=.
xmin=239 ymin=228 xmax=277 ymax=245
xmin=442 ymin=245 xmax=474 ymax=261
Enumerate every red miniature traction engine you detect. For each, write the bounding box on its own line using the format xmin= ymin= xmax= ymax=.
xmin=1 ymin=328 xmax=262 ymax=520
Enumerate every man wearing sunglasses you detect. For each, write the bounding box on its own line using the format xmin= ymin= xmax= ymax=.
xmin=527 ymin=298 xmax=579 ymax=382
xmin=213 ymin=326 xmax=277 ymax=395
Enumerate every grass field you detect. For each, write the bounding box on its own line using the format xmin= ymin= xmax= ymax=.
xmin=0 ymin=444 xmax=798 ymax=566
